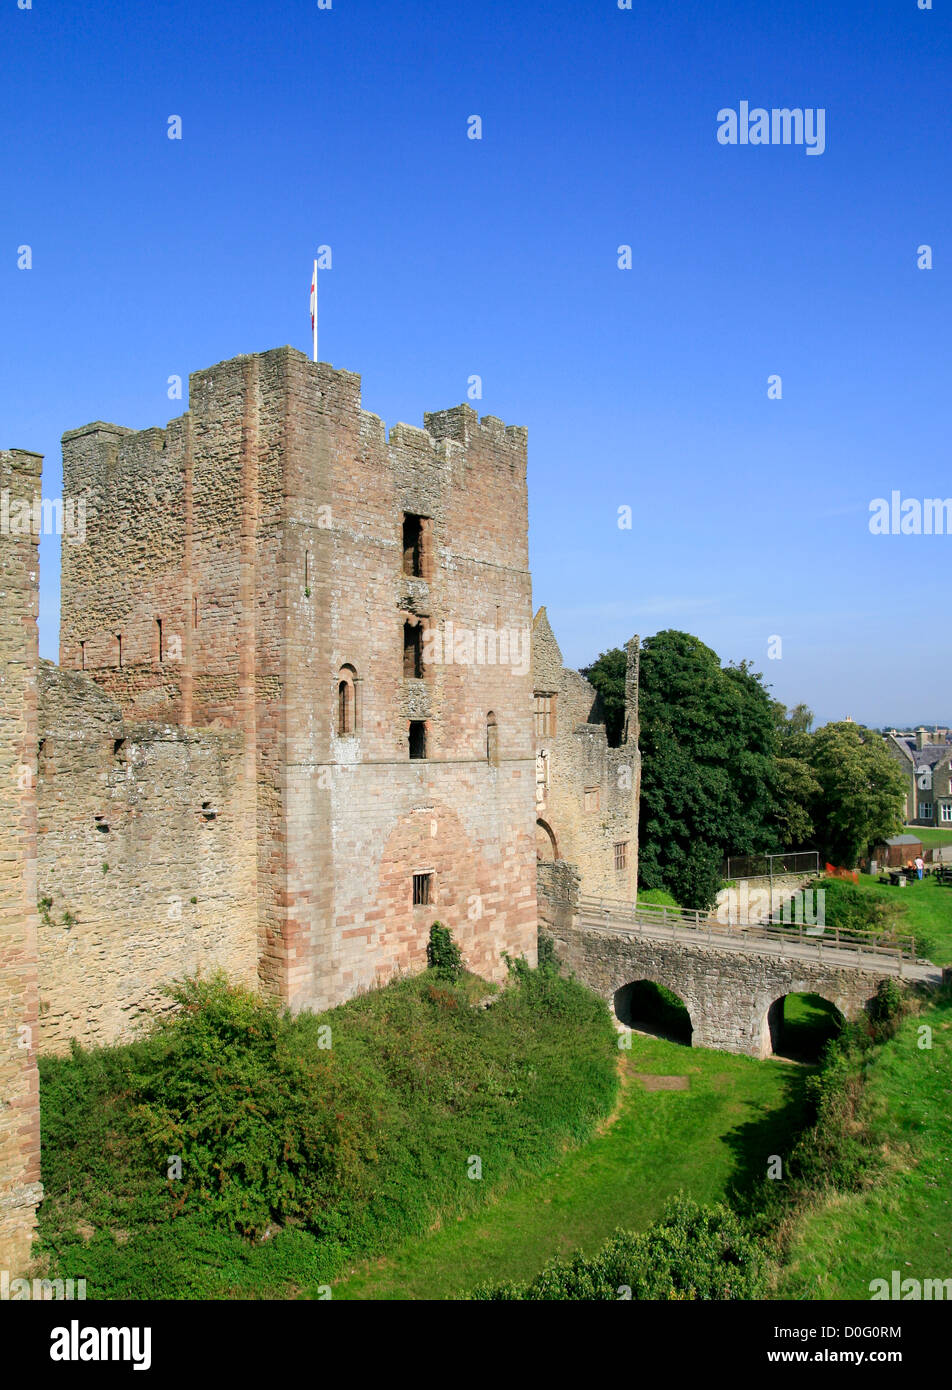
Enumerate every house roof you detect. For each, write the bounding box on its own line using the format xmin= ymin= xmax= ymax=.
xmin=893 ymin=737 xmax=950 ymax=769
xmin=885 ymin=834 xmax=923 ymax=846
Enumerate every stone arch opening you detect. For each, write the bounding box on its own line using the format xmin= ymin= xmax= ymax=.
xmin=613 ymin=979 xmax=693 ymax=1046
xmin=337 ymin=664 xmax=358 ymax=736
xmin=765 ymin=992 xmax=844 ymax=1062
xmin=536 ymin=818 xmax=558 ymax=861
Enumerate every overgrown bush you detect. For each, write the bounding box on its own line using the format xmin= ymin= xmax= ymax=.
xmin=426 ymin=921 xmax=463 ymax=981
xmin=471 ymin=1195 xmax=767 ymax=1300
xmin=867 ymin=977 xmax=907 ymax=1042
xmin=807 ymin=878 xmax=896 ymax=936
xmin=38 ymin=964 xmax=618 ymax=1298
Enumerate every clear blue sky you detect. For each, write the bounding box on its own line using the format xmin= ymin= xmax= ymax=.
xmin=3 ymin=0 xmax=950 ymax=727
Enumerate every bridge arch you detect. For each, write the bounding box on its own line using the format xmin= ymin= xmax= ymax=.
xmin=762 ymin=991 xmax=846 ymax=1061
xmin=613 ymin=978 xmax=694 ymax=1045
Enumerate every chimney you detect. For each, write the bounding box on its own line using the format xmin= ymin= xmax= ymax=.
xmin=916 ymin=727 xmax=928 ymax=751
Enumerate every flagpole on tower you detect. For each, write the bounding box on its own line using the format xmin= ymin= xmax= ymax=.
xmin=310 ymin=258 xmax=318 ymax=363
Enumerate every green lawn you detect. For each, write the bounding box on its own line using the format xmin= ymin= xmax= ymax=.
xmin=333 ymin=1033 xmax=809 ymax=1300
xmin=777 ymin=992 xmax=952 ymax=1299
xmin=842 ymin=873 xmax=952 ymax=965
xmin=903 ymin=826 xmax=952 ymax=851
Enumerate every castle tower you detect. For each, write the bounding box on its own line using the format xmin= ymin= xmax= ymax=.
xmin=60 ymin=348 xmax=538 ymax=1011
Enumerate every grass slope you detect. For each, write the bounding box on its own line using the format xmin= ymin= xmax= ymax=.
xmin=335 ymin=1033 xmax=808 ymax=1300
xmin=778 ymin=992 xmax=952 ymax=1299
xmin=36 ymin=967 xmax=618 ymax=1299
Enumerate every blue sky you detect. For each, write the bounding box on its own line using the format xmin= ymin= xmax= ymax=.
xmin=2 ymin=0 xmax=950 ymax=726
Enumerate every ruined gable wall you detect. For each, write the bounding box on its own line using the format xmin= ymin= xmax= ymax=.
xmin=532 ymin=612 xmax=639 ymax=900
xmin=0 ymin=449 xmax=43 ymax=1273
xmin=36 ymin=665 xmax=256 ymax=1051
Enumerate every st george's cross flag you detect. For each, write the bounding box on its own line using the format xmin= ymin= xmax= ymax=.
xmin=309 ymin=260 xmax=317 ymax=362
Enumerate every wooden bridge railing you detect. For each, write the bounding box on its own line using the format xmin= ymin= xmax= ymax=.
xmin=576 ymin=894 xmax=918 ymax=967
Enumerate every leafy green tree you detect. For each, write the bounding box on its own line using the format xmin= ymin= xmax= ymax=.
xmin=805 ymin=721 xmax=905 ymax=867
xmin=581 ymin=647 xmax=627 ymax=747
xmin=633 ymin=632 xmax=779 ymax=909
xmin=769 ymin=701 xmax=820 ymax=848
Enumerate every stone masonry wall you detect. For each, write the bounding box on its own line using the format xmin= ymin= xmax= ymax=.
xmin=0 ymin=448 xmax=43 ymax=1273
xmin=279 ymin=357 xmax=538 ymax=1010
xmin=36 ymin=664 xmax=257 ymax=1051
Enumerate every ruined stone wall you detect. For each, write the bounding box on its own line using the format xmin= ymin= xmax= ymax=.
xmin=36 ymin=664 xmax=257 ymax=1051
xmin=531 ymin=608 xmax=640 ymax=900
xmin=0 ymin=448 xmax=43 ymax=1273
xmin=536 ymin=860 xmax=581 ymax=938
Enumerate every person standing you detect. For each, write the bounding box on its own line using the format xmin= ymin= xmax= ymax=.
xmin=915 ymin=855 xmax=925 ymax=881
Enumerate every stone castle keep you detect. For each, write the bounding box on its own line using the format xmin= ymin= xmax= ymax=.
xmin=1 ymin=347 xmax=639 ymax=1271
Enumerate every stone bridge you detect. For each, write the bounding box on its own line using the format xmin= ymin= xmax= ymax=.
xmin=538 ymin=865 xmax=944 ymax=1058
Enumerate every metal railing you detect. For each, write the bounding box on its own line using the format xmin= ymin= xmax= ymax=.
xmin=577 ymin=893 xmax=918 ymax=969
xmin=724 ymin=850 xmax=820 ymax=880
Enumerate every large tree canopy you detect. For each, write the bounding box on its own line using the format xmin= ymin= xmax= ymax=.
xmin=585 ymin=631 xmax=781 ymax=910
xmin=804 ymin=721 xmax=905 ymax=867
xmin=583 ymin=632 xmax=907 ymax=907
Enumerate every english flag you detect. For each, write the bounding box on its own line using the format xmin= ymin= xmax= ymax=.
xmin=309 ymin=260 xmax=317 ymax=362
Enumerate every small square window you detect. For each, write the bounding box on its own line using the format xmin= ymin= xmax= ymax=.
xmin=413 ymin=872 xmax=432 ymax=906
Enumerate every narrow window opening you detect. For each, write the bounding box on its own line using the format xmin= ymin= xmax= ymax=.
xmin=337 ymin=665 xmax=358 ymax=736
xmin=403 ymin=514 xmax=424 ymax=577
xmin=338 ymin=681 xmax=352 ymax=735
xmin=156 ymin=618 xmax=163 ymax=664
xmin=38 ymin=738 xmax=46 ymax=756
xmin=409 ymin=720 xmax=427 ymax=760
xmin=614 ymin=841 xmax=629 ymax=871
xmin=113 ymin=738 xmax=125 ymax=758
xmin=116 ymin=634 xmax=123 ymax=668
xmin=192 ymin=596 xmax=198 ymax=627
xmin=486 ymin=711 xmax=499 ymax=765
xmin=403 ymin=621 xmax=423 ymax=678
xmin=79 ymin=640 xmax=86 ymax=671
xmin=412 ymin=872 xmax=432 ymax=906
